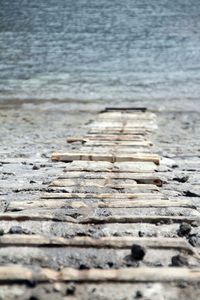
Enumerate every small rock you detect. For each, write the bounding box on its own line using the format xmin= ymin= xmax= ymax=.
xmin=138 ymin=231 xmax=145 ymax=237
xmin=135 ymin=290 xmax=143 ymax=298
xmin=171 ymin=255 xmax=188 ymax=267
xmin=0 ymin=229 xmax=4 ymax=236
xmin=188 ymin=234 xmax=200 ymax=247
xmin=30 ymin=180 xmax=36 ymax=184
xmin=32 ymin=165 xmax=40 ymax=170
xmin=177 ymin=223 xmax=191 ymax=237
xmin=9 ymin=226 xmax=23 ymax=234
xmin=183 ymin=190 xmax=199 ymax=197
xmin=173 ymin=176 xmax=189 ymax=183
xmin=66 ymin=284 xmax=76 ymax=295
xmin=131 ymin=244 xmax=146 ymax=261
xmin=79 ymin=264 xmax=89 ymax=270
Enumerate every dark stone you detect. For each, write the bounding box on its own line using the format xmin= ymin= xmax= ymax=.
xmin=79 ymin=264 xmax=89 ymax=270
xmin=135 ymin=290 xmax=143 ymax=298
xmin=173 ymin=176 xmax=189 ymax=183
xmin=0 ymin=228 xmax=4 ymax=236
xmin=188 ymin=234 xmax=200 ymax=247
xmin=9 ymin=225 xmax=23 ymax=234
xmin=183 ymin=190 xmax=199 ymax=197
xmin=131 ymin=244 xmax=146 ymax=261
xmin=107 ymin=262 xmax=114 ymax=268
xmin=32 ymin=165 xmax=40 ymax=170
xmin=30 ymin=180 xmax=36 ymax=184
xmin=171 ymin=255 xmax=188 ymax=267
xmin=66 ymin=284 xmax=76 ymax=296
xmin=177 ymin=223 xmax=191 ymax=237
xmin=138 ymin=231 xmax=145 ymax=237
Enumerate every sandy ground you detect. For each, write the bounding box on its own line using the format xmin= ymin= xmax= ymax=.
xmin=0 ymin=98 xmax=200 ymax=299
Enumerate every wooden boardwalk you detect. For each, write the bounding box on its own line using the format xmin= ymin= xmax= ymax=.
xmin=1 ymin=107 xmax=200 ymax=299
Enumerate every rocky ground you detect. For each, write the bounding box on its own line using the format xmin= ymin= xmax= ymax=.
xmin=0 ymin=98 xmax=200 ymax=300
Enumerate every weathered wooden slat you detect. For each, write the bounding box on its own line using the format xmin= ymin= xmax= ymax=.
xmin=88 ymin=129 xmax=151 ymax=135
xmin=58 ymin=172 xmax=162 ymax=186
xmin=50 ymin=178 xmax=148 ymax=186
xmin=0 ymin=235 xmax=197 ymax=255
xmin=7 ymin=199 xmax=194 ymax=211
xmin=41 ymin=192 xmax=164 ymax=200
xmin=0 ymin=266 xmax=200 ymax=283
xmin=64 ymin=161 xmax=157 ymax=173
xmin=0 ymin=212 xmax=198 ymax=224
xmin=90 ymin=123 xmax=156 ymax=128
xmin=77 ymin=147 xmax=151 ymax=154
xmin=97 ymin=112 xmax=155 ymax=120
xmin=49 ymin=186 xmax=160 ymax=194
xmin=83 ymin=140 xmax=152 ymax=147
xmin=67 ymin=135 xmax=147 ymax=143
xmin=52 ymin=152 xmax=160 ymax=164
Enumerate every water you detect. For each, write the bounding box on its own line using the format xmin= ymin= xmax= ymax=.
xmin=0 ymin=0 xmax=200 ymax=102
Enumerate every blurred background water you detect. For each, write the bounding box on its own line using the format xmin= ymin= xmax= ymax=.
xmin=0 ymin=0 xmax=200 ymax=102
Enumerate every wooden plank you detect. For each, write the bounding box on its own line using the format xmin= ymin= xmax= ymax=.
xmin=67 ymin=135 xmax=147 ymax=143
xmin=7 ymin=199 xmax=194 ymax=211
xmin=88 ymin=129 xmax=150 ymax=135
xmin=52 ymin=152 xmax=160 ymax=164
xmin=0 ymin=266 xmax=200 ymax=283
xmin=97 ymin=112 xmax=155 ymax=120
xmin=83 ymin=141 xmax=152 ymax=147
xmin=77 ymin=147 xmax=151 ymax=154
xmin=49 ymin=186 xmax=159 ymax=193
xmin=64 ymin=161 xmax=157 ymax=173
xmin=41 ymin=192 xmax=164 ymax=200
xmin=0 ymin=235 xmax=197 ymax=256
xmin=0 ymin=213 xmax=198 ymax=224
xmin=58 ymin=172 xmax=162 ymax=186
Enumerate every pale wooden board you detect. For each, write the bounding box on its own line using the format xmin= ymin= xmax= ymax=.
xmin=64 ymin=161 xmax=158 ymax=173
xmin=0 ymin=212 xmax=197 ymax=224
xmin=0 ymin=235 xmax=196 ymax=256
xmin=97 ymin=112 xmax=156 ymax=119
xmin=58 ymin=171 xmax=162 ymax=186
xmin=48 ymin=186 xmax=160 ymax=194
xmin=67 ymin=135 xmax=148 ymax=143
xmin=41 ymin=192 xmax=164 ymax=200
xmin=52 ymin=152 xmax=160 ymax=164
xmin=88 ymin=129 xmax=150 ymax=135
xmin=77 ymin=147 xmax=151 ymax=153
xmin=7 ymin=199 xmax=195 ymax=211
xmin=83 ymin=140 xmax=152 ymax=146
xmin=0 ymin=266 xmax=200 ymax=283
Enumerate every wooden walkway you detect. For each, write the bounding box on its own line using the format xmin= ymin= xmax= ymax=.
xmin=1 ymin=108 xmax=200 ymax=299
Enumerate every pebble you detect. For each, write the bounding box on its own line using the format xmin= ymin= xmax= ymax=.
xmin=0 ymin=229 xmax=4 ymax=236
xmin=177 ymin=223 xmax=191 ymax=237
xmin=66 ymin=284 xmax=76 ymax=296
xmin=138 ymin=231 xmax=145 ymax=237
xmin=135 ymin=291 xmax=143 ymax=298
xmin=131 ymin=244 xmax=146 ymax=261
xmin=188 ymin=234 xmax=200 ymax=247
xmin=173 ymin=176 xmax=189 ymax=183
xmin=171 ymin=255 xmax=188 ymax=267
xmin=32 ymin=165 xmax=40 ymax=170
xmin=9 ymin=225 xmax=23 ymax=234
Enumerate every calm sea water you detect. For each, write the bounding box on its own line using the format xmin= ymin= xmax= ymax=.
xmin=0 ymin=0 xmax=200 ymax=102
